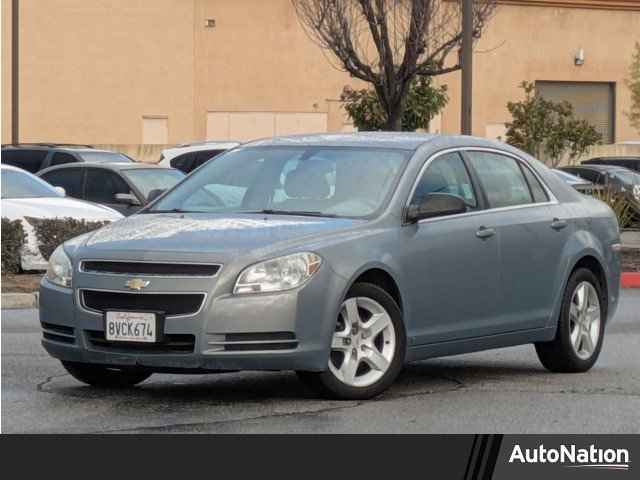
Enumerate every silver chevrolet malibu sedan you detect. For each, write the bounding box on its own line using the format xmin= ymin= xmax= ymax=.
xmin=40 ymin=133 xmax=621 ymax=399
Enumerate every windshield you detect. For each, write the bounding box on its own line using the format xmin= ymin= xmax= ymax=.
xmin=1 ymin=169 xmax=62 ymax=199
xmin=613 ymin=170 xmax=640 ymax=185
xmin=149 ymin=146 xmax=411 ymax=218
xmin=123 ymin=168 xmax=185 ymax=199
xmin=79 ymin=151 xmax=133 ymax=163
xmin=554 ymin=170 xmax=588 ymax=184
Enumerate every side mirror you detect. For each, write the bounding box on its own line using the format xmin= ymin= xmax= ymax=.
xmin=147 ymin=188 xmax=166 ymax=203
xmin=54 ymin=186 xmax=66 ymax=197
xmin=406 ymin=193 xmax=467 ymax=222
xmin=114 ymin=192 xmax=141 ymax=206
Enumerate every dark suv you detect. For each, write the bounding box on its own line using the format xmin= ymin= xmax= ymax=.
xmin=582 ymin=156 xmax=640 ymax=173
xmin=1 ymin=144 xmax=133 ymax=174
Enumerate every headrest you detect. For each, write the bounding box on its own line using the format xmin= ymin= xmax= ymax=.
xmin=284 ymin=164 xmax=330 ymax=199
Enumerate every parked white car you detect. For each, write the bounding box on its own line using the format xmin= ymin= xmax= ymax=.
xmin=158 ymin=141 xmax=240 ymax=174
xmin=1 ymin=165 xmax=122 ymax=270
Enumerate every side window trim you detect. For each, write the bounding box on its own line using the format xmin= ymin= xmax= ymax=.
xmin=517 ymin=160 xmax=550 ymax=203
xmin=42 ymin=151 xmax=54 ymax=170
xmin=404 ymin=147 xmax=557 ymax=225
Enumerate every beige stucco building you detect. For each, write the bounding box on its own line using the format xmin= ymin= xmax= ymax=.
xmin=2 ymin=0 xmax=640 ymax=147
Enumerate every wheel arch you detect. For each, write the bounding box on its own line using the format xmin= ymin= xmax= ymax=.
xmin=548 ymin=250 xmax=610 ymax=331
xmin=341 ymin=264 xmax=404 ymax=316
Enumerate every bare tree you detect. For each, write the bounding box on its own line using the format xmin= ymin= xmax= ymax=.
xmin=293 ymin=0 xmax=496 ymax=130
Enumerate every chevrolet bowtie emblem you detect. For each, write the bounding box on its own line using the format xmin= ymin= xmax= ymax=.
xmin=125 ymin=278 xmax=150 ymax=291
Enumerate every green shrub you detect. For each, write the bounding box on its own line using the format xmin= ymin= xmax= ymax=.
xmin=24 ymin=217 xmax=110 ymax=261
xmin=590 ymin=187 xmax=636 ymax=230
xmin=341 ymin=76 xmax=448 ymax=132
xmin=1 ymin=218 xmax=27 ymax=274
xmin=505 ymin=81 xmax=602 ymax=167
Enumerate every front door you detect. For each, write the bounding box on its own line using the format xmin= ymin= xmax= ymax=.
xmin=400 ymin=151 xmax=500 ymax=345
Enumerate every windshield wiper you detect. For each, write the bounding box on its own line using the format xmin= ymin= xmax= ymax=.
xmin=242 ymin=209 xmax=338 ymax=218
xmin=145 ymin=208 xmax=206 ymax=214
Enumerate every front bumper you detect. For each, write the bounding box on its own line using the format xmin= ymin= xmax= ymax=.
xmin=39 ymin=263 xmax=345 ymax=373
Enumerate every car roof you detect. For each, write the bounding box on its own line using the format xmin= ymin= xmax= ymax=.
xmin=242 ymin=132 xmax=511 ymax=151
xmin=162 ymin=141 xmax=241 ymax=156
xmin=173 ymin=140 xmax=241 ymax=148
xmin=38 ymin=162 xmax=177 ymax=175
xmin=584 ymin=157 xmax=640 ymax=164
xmin=2 ymin=143 xmax=94 ymax=151
xmin=1 ymin=164 xmax=27 ymax=173
xmin=572 ymin=164 xmax=633 ymax=172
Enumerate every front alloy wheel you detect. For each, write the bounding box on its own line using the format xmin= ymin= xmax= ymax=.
xmin=297 ymin=282 xmax=405 ymax=399
xmin=329 ymin=296 xmax=396 ymax=388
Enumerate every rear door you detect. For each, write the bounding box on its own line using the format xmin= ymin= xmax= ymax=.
xmin=465 ymin=150 xmax=571 ymax=331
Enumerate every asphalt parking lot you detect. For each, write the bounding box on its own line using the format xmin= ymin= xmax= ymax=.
xmin=2 ymin=290 xmax=639 ymax=434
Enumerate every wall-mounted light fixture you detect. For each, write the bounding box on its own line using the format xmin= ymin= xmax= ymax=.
xmin=574 ymin=48 xmax=585 ymax=66
xmin=205 ymin=18 xmax=216 ymax=28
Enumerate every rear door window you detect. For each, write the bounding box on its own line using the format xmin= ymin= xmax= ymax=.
xmin=467 ymin=152 xmax=534 ymax=209
xmin=170 ymin=153 xmax=196 ymax=173
xmin=40 ymin=168 xmax=85 ymax=198
xmin=50 ymin=152 xmax=78 ymax=167
xmin=1 ymin=149 xmax=48 ymax=173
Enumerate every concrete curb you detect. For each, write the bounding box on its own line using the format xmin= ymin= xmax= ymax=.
xmin=1 ymin=292 xmax=39 ymax=310
xmin=621 ymin=272 xmax=640 ymax=289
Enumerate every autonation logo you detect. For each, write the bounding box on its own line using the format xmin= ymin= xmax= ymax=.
xmin=509 ymin=443 xmax=630 ymax=471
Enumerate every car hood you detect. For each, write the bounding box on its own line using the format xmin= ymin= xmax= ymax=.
xmin=72 ymin=213 xmax=365 ymax=261
xmin=1 ymin=197 xmax=123 ymax=221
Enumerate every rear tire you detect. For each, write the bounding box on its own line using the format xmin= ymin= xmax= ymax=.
xmin=297 ymin=282 xmax=405 ymax=400
xmin=62 ymin=361 xmax=152 ymax=387
xmin=535 ymin=268 xmax=606 ymax=373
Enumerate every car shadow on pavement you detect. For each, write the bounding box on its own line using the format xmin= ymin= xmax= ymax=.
xmin=41 ymin=358 xmax=550 ymax=404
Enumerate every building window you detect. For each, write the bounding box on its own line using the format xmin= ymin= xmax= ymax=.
xmin=536 ymin=81 xmax=615 ymax=144
xmin=142 ymin=116 xmax=168 ymax=144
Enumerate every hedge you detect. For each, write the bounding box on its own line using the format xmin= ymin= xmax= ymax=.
xmin=24 ymin=217 xmax=110 ymax=261
xmin=1 ymin=218 xmax=27 ymax=274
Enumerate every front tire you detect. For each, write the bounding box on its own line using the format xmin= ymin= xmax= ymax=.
xmin=535 ymin=268 xmax=605 ymax=373
xmin=62 ymin=361 xmax=152 ymax=387
xmin=297 ymin=282 xmax=406 ymax=400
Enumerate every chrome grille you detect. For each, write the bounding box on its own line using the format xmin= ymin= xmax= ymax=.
xmin=80 ymin=260 xmax=220 ymax=277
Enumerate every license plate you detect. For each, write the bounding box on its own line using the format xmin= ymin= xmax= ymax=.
xmin=105 ymin=311 xmax=156 ymax=343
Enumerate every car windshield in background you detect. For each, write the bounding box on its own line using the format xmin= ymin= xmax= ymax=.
xmin=613 ymin=170 xmax=640 ymax=185
xmin=123 ymin=168 xmax=185 ymax=199
xmin=79 ymin=151 xmax=133 ymax=163
xmin=149 ymin=146 xmax=410 ymax=218
xmin=553 ymin=169 xmax=590 ymax=184
xmin=1 ymin=169 xmax=62 ymax=199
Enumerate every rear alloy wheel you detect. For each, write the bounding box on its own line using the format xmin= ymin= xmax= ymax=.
xmin=535 ymin=268 xmax=605 ymax=373
xmin=297 ymin=282 xmax=405 ymax=399
xmin=62 ymin=361 xmax=152 ymax=388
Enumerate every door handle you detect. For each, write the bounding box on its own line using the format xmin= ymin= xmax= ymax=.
xmin=551 ymin=218 xmax=568 ymax=230
xmin=476 ymin=226 xmax=495 ymax=239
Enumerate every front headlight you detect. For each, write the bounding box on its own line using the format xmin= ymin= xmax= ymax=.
xmin=234 ymin=252 xmax=322 ymax=295
xmin=46 ymin=245 xmax=73 ymax=288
